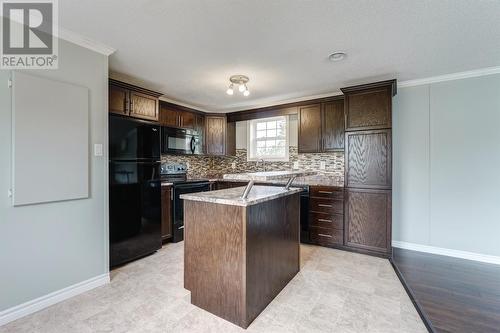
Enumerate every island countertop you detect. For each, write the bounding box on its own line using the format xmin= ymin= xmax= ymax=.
xmin=180 ymin=185 xmax=303 ymax=206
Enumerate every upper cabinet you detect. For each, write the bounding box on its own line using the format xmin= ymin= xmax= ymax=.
xmin=205 ymin=115 xmax=227 ymax=156
xmin=322 ymin=100 xmax=345 ymax=151
xmin=129 ymin=91 xmax=159 ymax=121
xmin=203 ymin=115 xmax=235 ymax=156
xmin=109 ymin=85 xmax=129 ymax=116
xmin=298 ymin=104 xmax=322 ymax=153
xmin=298 ymin=99 xmax=345 ymax=153
xmin=341 ymin=80 xmax=396 ymax=131
xmin=159 ymin=101 xmax=199 ymax=130
xmin=108 ymin=79 xmax=162 ymax=121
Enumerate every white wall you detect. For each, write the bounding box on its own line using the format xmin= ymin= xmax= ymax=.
xmin=0 ymin=39 xmax=109 ymax=313
xmin=393 ymin=73 xmax=500 ymax=257
xmin=235 ymin=114 xmax=298 ymax=149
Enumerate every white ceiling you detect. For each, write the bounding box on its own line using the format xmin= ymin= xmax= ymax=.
xmin=59 ymin=0 xmax=500 ymax=112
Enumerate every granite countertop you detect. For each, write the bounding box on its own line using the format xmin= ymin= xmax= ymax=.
xmin=188 ymin=173 xmax=344 ymax=187
xmin=180 ymin=185 xmax=303 ymax=207
xmin=223 ymin=170 xmax=316 ymax=181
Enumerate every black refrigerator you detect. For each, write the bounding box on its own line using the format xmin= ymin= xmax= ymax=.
xmin=109 ymin=116 xmax=162 ymax=268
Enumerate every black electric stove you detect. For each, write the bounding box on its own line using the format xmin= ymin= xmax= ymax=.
xmin=160 ymin=163 xmax=211 ymax=242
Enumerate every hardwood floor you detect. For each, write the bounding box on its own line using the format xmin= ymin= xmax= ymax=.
xmin=391 ymin=248 xmax=500 ymax=333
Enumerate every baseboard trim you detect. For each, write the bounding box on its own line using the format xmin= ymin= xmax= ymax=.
xmin=0 ymin=273 xmax=110 ymax=327
xmin=392 ymin=241 xmax=500 ymax=265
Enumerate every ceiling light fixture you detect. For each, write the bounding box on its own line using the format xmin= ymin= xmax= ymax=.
xmin=328 ymin=51 xmax=347 ymax=62
xmin=227 ymin=75 xmax=250 ymax=96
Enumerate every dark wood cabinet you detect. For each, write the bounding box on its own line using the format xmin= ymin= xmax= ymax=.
xmin=161 ymin=185 xmax=173 ymax=241
xmin=342 ymin=80 xmax=396 ymax=131
xmin=159 ymin=103 xmax=179 ymax=127
xmin=226 ymin=122 xmax=236 ymax=156
xmin=308 ymin=186 xmax=344 ymax=247
xmin=298 ymin=100 xmax=344 ymax=153
xmin=205 ymin=115 xmax=227 ymax=156
xmin=322 ymin=100 xmax=345 ymax=151
xmin=129 ymin=91 xmax=159 ymax=121
xmin=345 ymin=129 xmax=392 ymax=189
xmin=159 ymin=101 xmax=200 ymax=130
xmin=345 ymin=188 xmax=391 ymax=254
xmin=340 ymin=79 xmax=396 ymax=258
xmin=108 ymin=79 xmax=161 ymax=121
xmin=298 ymin=104 xmax=322 ymax=153
xmin=109 ymin=85 xmax=129 ymax=116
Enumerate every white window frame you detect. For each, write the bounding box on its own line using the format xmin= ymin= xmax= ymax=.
xmin=247 ymin=116 xmax=289 ymax=162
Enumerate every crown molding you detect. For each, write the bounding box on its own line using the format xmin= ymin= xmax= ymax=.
xmin=57 ymin=28 xmax=116 ymax=56
xmin=158 ymin=96 xmax=210 ymax=113
xmin=398 ymin=66 xmax=500 ymax=88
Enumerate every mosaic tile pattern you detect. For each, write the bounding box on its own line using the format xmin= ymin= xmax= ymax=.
xmin=162 ymin=147 xmax=344 ymax=182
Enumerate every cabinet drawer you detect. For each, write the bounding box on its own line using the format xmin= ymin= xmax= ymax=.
xmin=310 ymin=186 xmax=344 ymax=200
xmin=310 ymin=197 xmax=343 ymax=214
xmin=310 ymin=226 xmax=343 ymax=245
xmin=309 ymin=212 xmax=343 ymax=230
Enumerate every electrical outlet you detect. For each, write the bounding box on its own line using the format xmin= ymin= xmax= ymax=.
xmin=293 ymin=161 xmax=299 ymax=169
xmin=320 ymin=161 xmax=326 ymax=170
xmin=231 ymin=162 xmax=236 ymax=169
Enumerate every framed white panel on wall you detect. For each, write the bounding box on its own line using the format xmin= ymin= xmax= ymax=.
xmin=11 ymin=72 xmax=89 ymax=206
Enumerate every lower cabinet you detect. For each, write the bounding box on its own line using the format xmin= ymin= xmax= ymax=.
xmin=161 ymin=186 xmax=173 ymax=241
xmin=345 ymin=188 xmax=392 ymax=255
xmin=308 ymin=186 xmax=344 ymax=246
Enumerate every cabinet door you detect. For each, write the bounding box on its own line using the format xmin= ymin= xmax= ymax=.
xmin=179 ymin=111 xmax=196 ymax=129
xmin=109 ymin=85 xmax=129 ymax=115
xmin=159 ymin=103 xmax=179 ymax=127
xmin=345 ymin=129 xmax=392 ymax=189
xmin=298 ymin=104 xmax=322 ymax=153
xmin=322 ymin=100 xmax=344 ymax=151
xmin=205 ymin=116 xmax=226 ymax=155
xmin=226 ymin=122 xmax=236 ymax=156
xmin=345 ymin=188 xmax=391 ymax=254
xmin=161 ymin=187 xmax=172 ymax=240
xmin=195 ymin=114 xmax=205 ymax=153
xmin=345 ymin=86 xmax=392 ymax=131
xmin=130 ymin=91 xmax=159 ymax=121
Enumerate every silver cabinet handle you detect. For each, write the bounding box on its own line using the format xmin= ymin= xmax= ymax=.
xmin=318 ymin=191 xmax=333 ymax=194
xmin=318 ymin=218 xmax=332 ymax=223
xmin=318 ymin=204 xmax=332 ymax=207
xmin=318 ymin=233 xmax=332 ymax=238
xmin=179 ymin=226 xmax=184 ymax=230
xmin=170 ymin=190 xmax=173 ymax=201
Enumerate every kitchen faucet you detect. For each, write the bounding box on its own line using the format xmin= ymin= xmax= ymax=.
xmin=257 ymin=159 xmax=267 ymax=171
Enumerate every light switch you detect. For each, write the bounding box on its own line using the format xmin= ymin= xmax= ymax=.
xmin=94 ymin=144 xmax=103 ymax=157
xmin=320 ymin=161 xmax=326 ymax=170
xmin=293 ymin=162 xmax=299 ymax=169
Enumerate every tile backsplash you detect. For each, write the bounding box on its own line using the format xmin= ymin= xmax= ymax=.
xmin=162 ymin=147 xmax=344 ymax=181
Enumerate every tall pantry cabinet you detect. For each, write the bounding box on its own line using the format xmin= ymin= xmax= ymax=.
xmin=341 ymin=80 xmax=396 ymax=257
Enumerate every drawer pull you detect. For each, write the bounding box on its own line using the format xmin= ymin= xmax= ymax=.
xmin=318 ymin=204 xmax=332 ymax=207
xmin=318 ymin=191 xmax=333 ymax=194
xmin=318 ymin=218 xmax=332 ymax=223
xmin=318 ymin=233 xmax=332 ymax=238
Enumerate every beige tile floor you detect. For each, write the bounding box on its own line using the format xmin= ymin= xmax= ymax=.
xmin=1 ymin=243 xmax=427 ymax=333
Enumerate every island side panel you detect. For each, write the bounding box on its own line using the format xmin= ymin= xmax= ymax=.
xmin=184 ymin=200 xmax=246 ymax=327
xmin=245 ymin=193 xmax=301 ymax=326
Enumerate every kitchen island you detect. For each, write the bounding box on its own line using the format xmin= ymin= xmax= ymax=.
xmin=181 ymin=172 xmax=309 ymax=328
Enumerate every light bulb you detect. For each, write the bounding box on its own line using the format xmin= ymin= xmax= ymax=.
xmin=226 ymin=84 xmax=234 ymax=95
xmin=243 ymin=89 xmax=250 ymax=96
xmin=238 ymin=84 xmax=246 ymax=92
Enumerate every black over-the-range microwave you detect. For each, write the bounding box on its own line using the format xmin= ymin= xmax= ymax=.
xmin=161 ymin=126 xmax=202 ymax=155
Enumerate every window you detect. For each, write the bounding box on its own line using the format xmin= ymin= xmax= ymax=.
xmin=247 ymin=116 xmax=289 ymax=161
